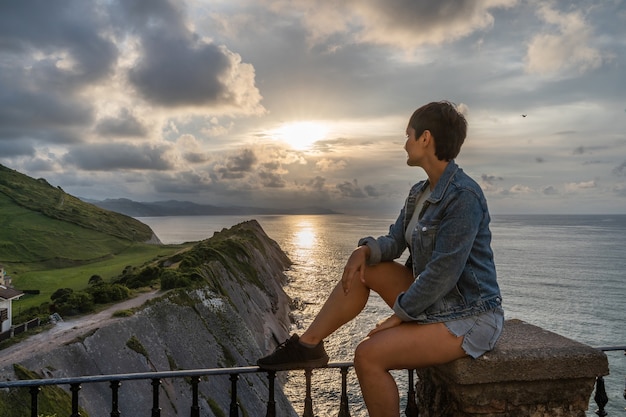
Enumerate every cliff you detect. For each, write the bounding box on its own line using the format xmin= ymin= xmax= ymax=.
xmin=0 ymin=220 xmax=298 ymax=417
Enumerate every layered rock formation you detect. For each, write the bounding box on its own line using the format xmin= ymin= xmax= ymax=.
xmin=0 ymin=220 xmax=297 ymax=417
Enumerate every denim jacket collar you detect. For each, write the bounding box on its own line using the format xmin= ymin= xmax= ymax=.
xmin=404 ymin=160 xmax=459 ymax=230
xmin=426 ymin=160 xmax=459 ymax=204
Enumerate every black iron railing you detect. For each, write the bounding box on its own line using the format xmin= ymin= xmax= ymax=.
xmin=592 ymin=346 xmax=626 ymax=417
xmin=0 ymin=347 xmax=623 ymax=417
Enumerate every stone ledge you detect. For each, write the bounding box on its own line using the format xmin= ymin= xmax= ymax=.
xmin=436 ymin=319 xmax=609 ymax=384
xmin=416 ymin=319 xmax=610 ymax=417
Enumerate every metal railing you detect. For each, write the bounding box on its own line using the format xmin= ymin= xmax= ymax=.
xmin=592 ymin=346 xmax=626 ymax=417
xmin=0 ymin=347 xmax=623 ymax=417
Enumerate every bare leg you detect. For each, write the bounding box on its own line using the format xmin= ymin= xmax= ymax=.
xmin=299 ymin=261 xmax=413 ymax=345
xmin=354 ymin=322 xmax=466 ymax=417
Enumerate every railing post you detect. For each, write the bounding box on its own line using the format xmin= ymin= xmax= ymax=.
xmin=337 ymin=366 xmax=350 ymax=417
xmin=303 ymin=368 xmax=314 ymax=417
xmin=265 ymin=371 xmax=276 ymax=417
xmin=110 ymin=380 xmax=121 ymax=417
xmin=190 ymin=376 xmax=200 ymax=417
xmin=29 ymin=385 xmax=40 ymax=417
xmin=405 ymin=369 xmax=418 ymax=417
xmin=151 ymin=378 xmax=162 ymax=417
xmin=70 ymin=383 xmax=81 ymax=417
xmin=230 ymin=373 xmax=239 ymax=417
xmin=594 ymin=376 xmax=608 ymax=416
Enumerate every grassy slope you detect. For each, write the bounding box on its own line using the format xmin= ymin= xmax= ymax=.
xmin=10 ymin=244 xmax=189 ymax=312
xmin=0 ymin=164 xmax=193 ymax=311
xmin=0 ymin=164 xmax=154 ymax=242
xmin=0 ymin=192 xmax=136 ymax=264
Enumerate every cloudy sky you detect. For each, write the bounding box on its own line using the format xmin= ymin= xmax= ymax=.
xmin=1 ymin=0 xmax=625 ymax=216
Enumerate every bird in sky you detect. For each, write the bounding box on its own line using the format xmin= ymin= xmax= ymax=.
xmin=521 ymin=114 xmax=527 ymax=117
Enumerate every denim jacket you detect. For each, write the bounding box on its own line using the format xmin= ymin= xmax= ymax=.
xmin=358 ymin=160 xmax=502 ymax=323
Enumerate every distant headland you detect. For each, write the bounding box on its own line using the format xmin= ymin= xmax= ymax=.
xmin=85 ymin=197 xmax=340 ymax=217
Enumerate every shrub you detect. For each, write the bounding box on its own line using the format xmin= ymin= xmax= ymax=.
xmin=54 ymin=292 xmax=94 ymax=316
xmin=50 ymin=288 xmax=73 ymax=302
xmin=87 ymin=283 xmax=130 ymax=304
xmin=160 ymin=269 xmax=192 ymax=290
xmin=118 ymin=265 xmax=161 ymax=289
xmin=88 ymin=274 xmax=103 ymax=285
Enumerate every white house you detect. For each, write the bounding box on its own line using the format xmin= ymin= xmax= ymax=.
xmin=0 ymin=264 xmax=6 ymax=285
xmin=0 ymin=285 xmax=24 ymax=334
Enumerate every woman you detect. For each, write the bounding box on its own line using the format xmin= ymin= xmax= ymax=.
xmin=257 ymin=101 xmax=504 ymax=416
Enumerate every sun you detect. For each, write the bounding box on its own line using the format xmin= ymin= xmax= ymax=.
xmin=271 ymin=121 xmax=329 ymax=150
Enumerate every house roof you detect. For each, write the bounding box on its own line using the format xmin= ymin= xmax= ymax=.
xmin=0 ymin=286 xmax=23 ymax=300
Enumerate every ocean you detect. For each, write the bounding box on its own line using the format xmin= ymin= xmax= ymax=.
xmin=138 ymin=213 xmax=626 ymax=416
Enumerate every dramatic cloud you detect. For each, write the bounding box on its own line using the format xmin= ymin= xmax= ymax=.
xmin=95 ymin=109 xmax=148 ymax=138
xmin=269 ymin=0 xmax=517 ymax=50
xmin=337 ymin=179 xmax=368 ymax=198
xmin=64 ymin=143 xmax=174 ymax=171
xmin=216 ymin=149 xmax=258 ymax=179
xmin=525 ymin=4 xmax=609 ymax=76
xmin=0 ymin=0 xmax=624 ymax=214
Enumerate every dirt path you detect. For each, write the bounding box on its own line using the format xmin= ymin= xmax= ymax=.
xmin=0 ymin=290 xmax=163 ymax=368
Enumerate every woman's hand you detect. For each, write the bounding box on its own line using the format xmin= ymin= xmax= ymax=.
xmin=341 ymin=245 xmax=370 ymax=295
xmin=368 ymin=314 xmax=403 ymax=337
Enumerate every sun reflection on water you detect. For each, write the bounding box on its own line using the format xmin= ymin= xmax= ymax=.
xmin=292 ymin=219 xmax=317 ymax=258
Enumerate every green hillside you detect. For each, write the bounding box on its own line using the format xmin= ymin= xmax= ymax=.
xmin=0 ymin=164 xmax=153 ymax=240
xmin=0 ymin=164 xmax=189 ymax=314
xmin=0 ymin=164 xmax=159 ymax=267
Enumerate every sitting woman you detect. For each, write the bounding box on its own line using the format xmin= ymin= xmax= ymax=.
xmin=257 ymin=100 xmax=504 ymax=417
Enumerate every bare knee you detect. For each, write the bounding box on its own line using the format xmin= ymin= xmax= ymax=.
xmin=354 ymin=338 xmax=379 ymax=375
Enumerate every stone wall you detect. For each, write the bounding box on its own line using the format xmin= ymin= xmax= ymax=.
xmin=416 ymin=319 xmax=609 ymax=417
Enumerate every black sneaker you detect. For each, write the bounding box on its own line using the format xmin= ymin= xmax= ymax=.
xmin=257 ymin=334 xmax=329 ymax=370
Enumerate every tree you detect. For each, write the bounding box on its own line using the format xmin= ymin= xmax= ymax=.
xmin=88 ymin=275 xmax=103 ymax=285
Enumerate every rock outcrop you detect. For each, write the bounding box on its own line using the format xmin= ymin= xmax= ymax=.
xmin=0 ymin=220 xmax=297 ymax=417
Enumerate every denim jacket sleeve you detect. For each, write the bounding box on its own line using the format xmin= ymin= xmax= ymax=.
xmin=357 ymin=205 xmax=409 ymax=265
xmin=393 ymin=188 xmax=483 ymax=321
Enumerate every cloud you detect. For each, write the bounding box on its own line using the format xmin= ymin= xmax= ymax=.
xmin=307 ymin=176 xmax=326 ymax=191
xmin=542 ymin=185 xmax=559 ymax=195
xmin=336 ymin=179 xmax=368 ymax=198
xmin=507 ymin=184 xmax=533 ymax=194
xmin=128 ymin=39 xmax=262 ymax=112
xmin=613 ymin=183 xmax=626 ymax=198
xmin=271 ymin=0 xmax=517 ymax=50
xmin=258 ymin=170 xmax=286 ymax=188
xmin=316 ymin=158 xmax=348 ymax=172
xmin=63 ymin=143 xmax=174 ymax=171
xmin=152 ymin=170 xmax=215 ymax=194
xmin=565 ymin=180 xmax=597 ymax=191
xmin=364 ymin=184 xmax=381 ymax=197
xmin=481 ymin=174 xmax=504 ymax=184
xmin=0 ymin=1 xmax=117 ymax=85
xmin=0 ymin=89 xmax=93 ymax=143
xmin=0 ymin=140 xmax=36 ymax=158
xmin=216 ymin=148 xmax=257 ymax=179
xmin=525 ymin=4 xmax=609 ymax=76
xmin=115 ymin=0 xmax=264 ymax=113
xmin=175 ymin=135 xmax=212 ymax=164
xmin=0 ymin=1 xmax=624 ymax=215
xmin=612 ymin=161 xmax=626 ymax=177
xmin=0 ymin=0 xmax=265 ymax=156
xmin=95 ymin=109 xmax=148 ymax=138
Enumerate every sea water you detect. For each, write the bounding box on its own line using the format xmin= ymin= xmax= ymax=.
xmin=139 ymin=214 xmax=626 ymax=416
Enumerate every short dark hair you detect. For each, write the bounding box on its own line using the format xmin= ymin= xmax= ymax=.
xmin=408 ymin=101 xmax=467 ymax=161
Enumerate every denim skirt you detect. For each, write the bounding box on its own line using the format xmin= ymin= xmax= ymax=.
xmin=444 ymin=306 xmax=504 ymax=358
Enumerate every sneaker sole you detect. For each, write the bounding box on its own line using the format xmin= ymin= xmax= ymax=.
xmin=257 ymin=357 xmax=329 ymax=371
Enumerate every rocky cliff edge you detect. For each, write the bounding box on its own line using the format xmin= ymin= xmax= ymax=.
xmin=0 ymin=220 xmax=298 ymax=417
